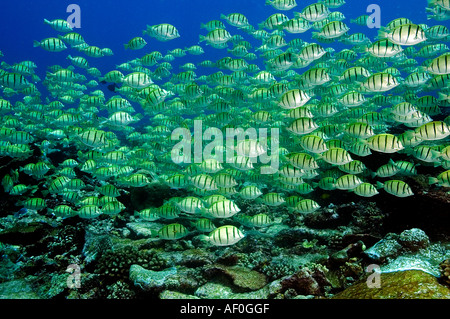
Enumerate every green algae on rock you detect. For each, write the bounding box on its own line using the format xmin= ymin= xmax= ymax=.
xmin=332 ymin=270 xmax=450 ymax=299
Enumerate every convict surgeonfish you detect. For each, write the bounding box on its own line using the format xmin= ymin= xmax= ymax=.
xmin=198 ymin=225 xmax=245 ymax=246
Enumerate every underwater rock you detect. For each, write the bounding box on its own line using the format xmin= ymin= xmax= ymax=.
xmin=158 ymin=248 xmax=213 ymax=268
xmin=332 ymin=270 xmax=450 ymax=299
xmin=363 ymin=229 xmax=448 ymax=277
xmin=0 ymin=212 xmax=58 ymax=245
xmin=32 ymin=272 xmax=70 ymax=298
xmin=126 ymin=221 xmax=161 ymax=238
xmin=398 ymin=228 xmax=430 ymax=252
xmin=229 ymin=286 xmax=271 ymax=299
xmin=0 ymin=279 xmax=40 ymax=299
xmin=82 ymin=229 xmax=114 ymax=264
xmin=194 ymin=282 xmax=234 ymax=299
xmin=330 ymin=240 xmax=366 ymax=265
xmin=440 ymin=259 xmax=450 ymax=287
xmin=130 ymin=265 xmax=203 ymax=293
xmin=271 ymin=266 xmax=331 ymax=298
xmin=204 ymin=264 xmax=267 ymax=291
xmin=105 ymin=280 xmax=136 ymax=299
xmin=160 ymin=290 xmax=200 ymax=299
xmin=275 ymin=226 xmax=342 ymax=247
xmin=380 ymin=255 xmax=441 ymax=277
xmin=363 ymin=237 xmax=402 ymax=262
xmin=129 ymin=264 xmax=178 ymax=292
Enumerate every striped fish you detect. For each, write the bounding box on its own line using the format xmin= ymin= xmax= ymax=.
xmin=202 ymin=199 xmax=241 ymax=218
xmin=278 ymin=89 xmax=311 ymax=109
xmin=200 ymin=225 xmax=245 ymax=246
xmin=249 ymin=213 xmax=274 ymax=227
xmin=135 ymin=208 xmax=160 ymax=221
xmin=266 ymin=0 xmax=298 ymax=11
xmin=124 ymin=37 xmax=147 ymax=50
xmin=296 ymin=3 xmax=330 ymax=22
xmin=221 ymin=13 xmax=250 ymax=28
xmin=429 ymin=170 xmax=450 ymax=187
xmin=50 ymin=205 xmax=77 ymax=218
xmin=377 ymin=180 xmax=414 ymax=197
xmin=382 ymin=23 xmax=427 ymax=46
xmin=44 ymin=18 xmax=73 ymax=32
xmin=413 ymin=121 xmax=450 ymax=140
xmin=0 ymin=73 xmax=30 ymax=89
xmin=19 ymin=198 xmax=46 ymax=211
xmin=366 ymin=134 xmax=404 ymax=153
xmin=334 ymin=174 xmax=363 ymax=190
xmin=199 ymin=28 xmax=232 ymax=45
xmin=361 ymin=72 xmax=399 ymax=92
xmin=321 ymin=147 xmax=353 ymax=165
xmin=33 ymin=37 xmax=67 ymax=52
xmin=260 ymin=192 xmax=285 ymax=206
xmin=294 ymin=199 xmax=320 ymax=213
xmin=353 ymin=183 xmax=379 ymax=197
xmin=239 ymin=185 xmax=263 ymax=200
xmin=176 ymin=196 xmax=204 ymax=214
xmin=192 ymin=218 xmax=217 ymax=232
xmin=77 ymin=205 xmax=103 ymax=219
xmin=367 ymin=39 xmax=403 ymax=58
xmin=190 ymin=173 xmax=218 ymax=191
xmin=144 ymin=23 xmax=180 ymax=41
xmin=123 ymin=72 xmax=153 ymax=89
xmin=158 ymin=223 xmax=189 ymax=240
xmin=284 ymin=152 xmax=320 ymax=170
xmin=286 ymin=117 xmax=318 ymax=135
xmin=78 ymin=129 xmax=108 ymax=148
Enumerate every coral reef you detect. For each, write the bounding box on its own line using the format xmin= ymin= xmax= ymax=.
xmin=333 ymin=270 xmax=450 ymax=299
xmin=440 ymin=259 xmax=450 ymax=287
xmin=0 ymin=184 xmax=449 ymax=300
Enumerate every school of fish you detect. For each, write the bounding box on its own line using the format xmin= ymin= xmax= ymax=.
xmin=0 ymin=0 xmax=449 ymax=247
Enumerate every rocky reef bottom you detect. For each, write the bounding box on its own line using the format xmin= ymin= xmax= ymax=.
xmin=0 ymin=180 xmax=450 ymax=301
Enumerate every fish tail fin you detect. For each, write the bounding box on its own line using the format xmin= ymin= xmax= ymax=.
xmin=430 ymin=149 xmax=441 ymax=158
xmin=30 ymin=185 xmax=39 ymax=195
xmin=377 ymin=28 xmax=388 ymax=40
xmin=376 ymin=181 xmax=384 ymax=189
xmin=123 ymin=44 xmax=128 ymax=50
xmin=197 ymin=234 xmax=210 ymax=243
xmin=150 ymin=229 xmax=159 ymax=238
xmin=428 ymin=177 xmax=439 ymax=185
xmin=199 ymin=35 xmax=206 ymax=43
xmin=44 ymin=18 xmax=50 ymax=25
xmin=220 ymin=14 xmax=227 ymax=20
xmin=265 ymin=0 xmax=272 ymax=5
xmin=403 ymin=130 xmax=417 ymax=141
xmin=33 ymin=41 xmax=41 ymax=48
xmin=388 ymin=158 xmax=397 ymax=166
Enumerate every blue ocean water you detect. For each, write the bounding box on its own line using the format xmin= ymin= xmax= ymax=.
xmin=0 ymin=0 xmax=430 ymax=88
